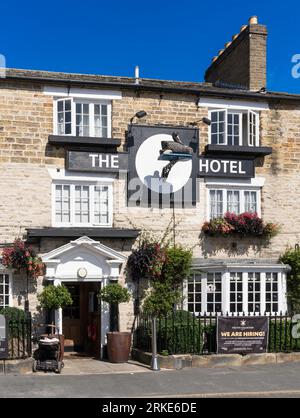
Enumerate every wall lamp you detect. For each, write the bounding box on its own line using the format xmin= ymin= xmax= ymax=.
xmin=130 ymin=110 xmax=147 ymax=124
xmin=188 ymin=117 xmax=212 ymax=127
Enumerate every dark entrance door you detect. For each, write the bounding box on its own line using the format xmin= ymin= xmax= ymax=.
xmin=63 ymin=284 xmax=82 ymax=351
xmin=63 ymin=282 xmax=101 ymax=357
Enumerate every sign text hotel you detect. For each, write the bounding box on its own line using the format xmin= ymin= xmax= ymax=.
xmin=198 ymin=157 xmax=255 ymax=178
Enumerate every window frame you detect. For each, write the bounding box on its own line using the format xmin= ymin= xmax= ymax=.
xmin=53 ymin=97 xmax=112 ymax=138
xmin=0 ymin=272 xmax=12 ymax=309
xmin=52 ymin=180 xmax=113 ymax=228
xmin=208 ymin=108 xmax=259 ymax=147
xmin=184 ymin=270 xmax=286 ymax=315
xmin=207 ymin=186 xmax=261 ymax=220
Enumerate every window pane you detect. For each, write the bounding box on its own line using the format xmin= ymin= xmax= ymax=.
xmin=0 ymin=274 xmax=9 ymax=308
xmin=76 ymin=102 xmax=90 ymax=137
xmin=210 ymin=111 xmax=226 ymax=145
xmin=55 ymin=185 xmax=70 ymax=223
xmin=94 ymin=185 xmax=110 ymax=225
xmin=227 ymin=190 xmax=240 ymax=214
xmin=187 ymin=274 xmax=202 ymax=313
xmin=210 ymin=190 xmax=223 ymax=219
xmin=75 ymin=185 xmax=90 ymax=224
xmin=93 ymin=104 xmax=108 ymax=138
xmin=227 ymin=113 xmax=240 ymax=146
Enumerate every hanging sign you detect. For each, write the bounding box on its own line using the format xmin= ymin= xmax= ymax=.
xmin=128 ymin=125 xmax=199 ymax=208
xmin=0 ymin=314 xmax=8 ymax=359
xmin=217 ymin=316 xmax=269 ymax=354
xmin=198 ymin=157 xmax=254 ymax=178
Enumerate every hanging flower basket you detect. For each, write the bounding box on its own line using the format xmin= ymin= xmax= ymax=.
xmin=2 ymin=238 xmax=44 ymax=278
xmin=202 ymin=212 xmax=280 ymax=238
xmin=127 ymin=240 xmax=167 ymax=281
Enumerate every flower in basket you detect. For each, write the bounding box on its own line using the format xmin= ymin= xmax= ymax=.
xmin=201 ymin=218 xmax=234 ymax=236
xmin=2 ymin=238 xmax=44 ymax=278
xmin=202 ymin=212 xmax=280 ymax=239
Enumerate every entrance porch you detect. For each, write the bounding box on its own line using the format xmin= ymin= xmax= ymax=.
xmin=42 ymin=236 xmax=127 ymax=359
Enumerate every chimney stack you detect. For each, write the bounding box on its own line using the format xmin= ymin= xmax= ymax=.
xmin=204 ymin=17 xmax=267 ymax=91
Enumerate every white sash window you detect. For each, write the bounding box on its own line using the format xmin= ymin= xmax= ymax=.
xmin=208 ymin=188 xmax=260 ymax=219
xmin=53 ymin=182 xmax=113 ymax=227
xmin=0 ymin=274 xmax=10 ymax=308
xmin=184 ymin=270 xmax=286 ymax=315
xmin=54 ymin=98 xmax=111 ymax=138
xmin=209 ymin=109 xmax=259 ymax=147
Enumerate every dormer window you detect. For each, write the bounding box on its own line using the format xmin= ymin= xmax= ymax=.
xmin=54 ymin=98 xmax=111 ymax=138
xmin=209 ymin=109 xmax=259 ymax=147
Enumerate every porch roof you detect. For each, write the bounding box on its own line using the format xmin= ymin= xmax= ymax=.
xmin=192 ymin=258 xmax=291 ymax=271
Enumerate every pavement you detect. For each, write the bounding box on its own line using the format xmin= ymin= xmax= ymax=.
xmin=34 ymin=356 xmax=150 ymax=376
xmin=1 ymin=361 xmax=300 ymax=397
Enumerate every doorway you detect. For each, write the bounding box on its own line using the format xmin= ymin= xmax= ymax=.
xmin=63 ymin=282 xmax=101 ymax=357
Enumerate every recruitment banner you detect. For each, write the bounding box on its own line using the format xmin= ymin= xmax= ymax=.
xmin=217 ymin=316 xmax=269 ymax=354
xmin=0 ymin=314 xmax=8 ymax=359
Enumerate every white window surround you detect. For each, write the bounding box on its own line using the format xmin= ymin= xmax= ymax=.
xmin=47 ymin=168 xmax=116 ymax=183
xmin=53 ymin=97 xmax=112 ymax=138
xmin=52 ymin=180 xmax=113 ymax=228
xmin=184 ymin=267 xmax=288 ymax=315
xmin=208 ymin=108 xmax=260 ymax=147
xmin=204 ymin=177 xmax=265 ymax=188
xmin=0 ymin=270 xmax=12 ymax=308
xmin=197 ymin=97 xmax=269 ymax=111
xmin=43 ymin=86 xmax=122 ymax=101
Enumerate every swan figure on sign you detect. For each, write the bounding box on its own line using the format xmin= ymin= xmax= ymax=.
xmin=159 ymin=132 xmax=193 ymax=179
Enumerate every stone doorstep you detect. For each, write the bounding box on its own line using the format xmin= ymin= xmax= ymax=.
xmin=131 ymin=349 xmax=300 ymax=370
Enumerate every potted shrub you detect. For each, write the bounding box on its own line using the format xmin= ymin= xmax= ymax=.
xmin=98 ymin=283 xmax=131 ymax=363
xmin=38 ymin=284 xmax=73 ymax=325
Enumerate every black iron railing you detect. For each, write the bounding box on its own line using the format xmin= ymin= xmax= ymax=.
xmin=6 ymin=311 xmax=32 ymax=359
xmin=133 ymin=311 xmax=300 ymax=355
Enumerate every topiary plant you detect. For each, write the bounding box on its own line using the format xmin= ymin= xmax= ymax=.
xmin=98 ymin=283 xmax=131 ymax=332
xmin=38 ymin=285 xmax=73 ymax=310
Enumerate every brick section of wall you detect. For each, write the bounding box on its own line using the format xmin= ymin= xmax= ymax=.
xmin=205 ymin=24 xmax=267 ymax=91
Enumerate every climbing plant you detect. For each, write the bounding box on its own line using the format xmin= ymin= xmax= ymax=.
xmin=280 ymin=248 xmax=300 ymax=312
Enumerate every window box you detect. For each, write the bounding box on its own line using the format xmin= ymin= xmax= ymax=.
xmin=202 ymin=212 xmax=279 ymax=238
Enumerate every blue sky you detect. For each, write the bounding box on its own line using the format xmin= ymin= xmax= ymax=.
xmin=1 ymin=0 xmax=300 ymax=93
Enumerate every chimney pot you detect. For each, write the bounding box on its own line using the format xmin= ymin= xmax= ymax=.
xmin=249 ymin=16 xmax=258 ymax=25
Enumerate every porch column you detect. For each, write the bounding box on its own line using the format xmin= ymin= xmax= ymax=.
xmin=53 ymin=279 xmax=63 ymax=334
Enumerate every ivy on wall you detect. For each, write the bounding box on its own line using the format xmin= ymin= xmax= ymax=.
xmin=280 ymin=248 xmax=300 ymax=312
